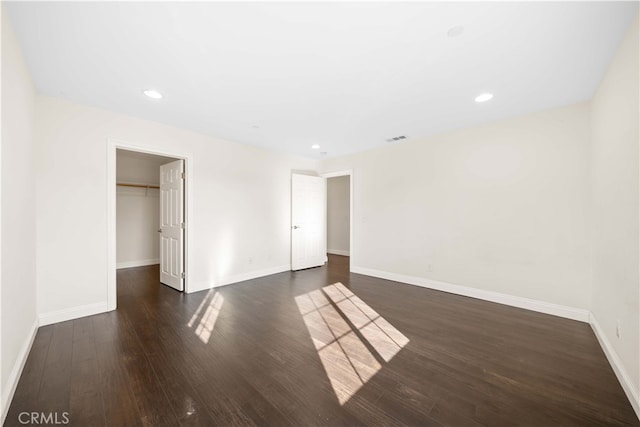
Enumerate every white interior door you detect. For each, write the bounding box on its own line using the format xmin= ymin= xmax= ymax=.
xmin=160 ymin=159 xmax=184 ymax=291
xmin=292 ymin=174 xmax=326 ymax=270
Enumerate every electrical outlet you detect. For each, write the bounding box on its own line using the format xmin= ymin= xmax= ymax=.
xmin=616 ymin=319 xmax=621 ymax=339
xmin=248 ymin=257 xmax=253 ymax=264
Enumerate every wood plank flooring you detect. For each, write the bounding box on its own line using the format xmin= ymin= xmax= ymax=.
xmin=5 ymin=255 xmax=639 ymax=426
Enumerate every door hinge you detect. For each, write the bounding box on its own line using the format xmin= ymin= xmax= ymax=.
xmin=181 ymin=272 xmax=186 ymax=279
xmin=181 ymin=222 xmax=185 ymax=229
xmin=181 ymin=172 xmax=185 ymax=179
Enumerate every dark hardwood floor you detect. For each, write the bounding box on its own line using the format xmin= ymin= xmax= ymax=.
xmin=5 ymin=255 xmax=638 ymax=426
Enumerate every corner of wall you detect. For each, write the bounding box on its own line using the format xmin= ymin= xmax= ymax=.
xmin=588 ymin=12 xmax=640 ymax=419
xmin=589 ymin=312 xmax=640 ymax=418
xmin=1 ymin=6 xmax=39 ymax=422
xmin=0 ymin=319 xmax=38 ymax=425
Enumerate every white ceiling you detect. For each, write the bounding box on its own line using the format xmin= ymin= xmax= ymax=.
xmin=6 ymin=2 xmax=638 ymax=159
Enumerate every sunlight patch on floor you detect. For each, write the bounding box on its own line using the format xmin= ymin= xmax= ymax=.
xmin=188 ymin=290 xmax=225 ymax=344
xmin=295 ymin=282 xmax=409 ymax=405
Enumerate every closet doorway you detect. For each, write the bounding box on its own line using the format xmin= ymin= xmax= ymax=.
xmin=114 ymin=149 xmax=185 ymax=294
xmin=322 ymin=170 xmax=353 ymax=268
xmin=116 ymin=149 xmax=175 ymax=267
xmin=107 ymin=143 xmax=193 ymax=310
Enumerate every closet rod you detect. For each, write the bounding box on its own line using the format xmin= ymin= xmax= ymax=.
xmin=116 ymin=182 xmax=160 ymax=189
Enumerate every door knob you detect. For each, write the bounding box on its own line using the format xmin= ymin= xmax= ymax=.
xmin=157 ymin=229 xmax=163 ymax=233
xmin=293 ymin=225 xmax=300 ymax=229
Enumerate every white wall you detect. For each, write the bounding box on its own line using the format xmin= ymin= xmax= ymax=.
xmin=116 ymin=150 xmax=175 ymax=268
xmin=35 ymin=95 xmax=318 ymax=318
xmin=327 ymin=175 xmax=350 ymax=255
xmin=590 ymin=15 xmax=639 ymax=411
xmin=321 ymin=103 xmax=593 ymax=311
xmin=1 ymin=7 xmax=38 ymax=421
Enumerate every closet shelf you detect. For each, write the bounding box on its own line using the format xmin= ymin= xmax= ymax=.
xmin=116 ymin=182 xmax=160 ymax=189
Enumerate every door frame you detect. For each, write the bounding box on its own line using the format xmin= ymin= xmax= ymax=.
xmin=320 ymin=169 xmax=353 ymax=272
xmin=107 ymin=138 xmax=194 ymax=311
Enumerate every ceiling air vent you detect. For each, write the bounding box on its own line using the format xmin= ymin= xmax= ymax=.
xmin=386 ymin=135 xmax=407 ymax=143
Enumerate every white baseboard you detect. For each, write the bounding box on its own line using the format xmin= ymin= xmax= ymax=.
xmin=39 ymin=302 xmax=110 ymax=326
xmin=350 ymin=266 xmax=590 ymax=322
xmin=328 ymin=249 xmax=350 ymax=256
xmin=188 ymin=264 xmax=291 ymax=294
xmin=1 ymin=318 xmax=38 ymax=425
xmin=116 ymin=258 xmax=159 ymax=269
xmin=589 ymin=313 xmax=640 ymax=419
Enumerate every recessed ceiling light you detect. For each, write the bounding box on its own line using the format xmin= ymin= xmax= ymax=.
xmin=311 ymin=144 xmax=320 ymax=149
xmin=474 ymin=93 xmax=494 ymax=103
xmin=143 ymin=89 xmax=163 ymax=99
xmin=447 ymin=26 xmax=464 ymax=38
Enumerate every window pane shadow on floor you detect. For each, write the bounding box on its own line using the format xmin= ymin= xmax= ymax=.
xmin=187 ymin=289 xmax=225 ymax=344
xmin=295 ymin=282 xmax=409 ymax=405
